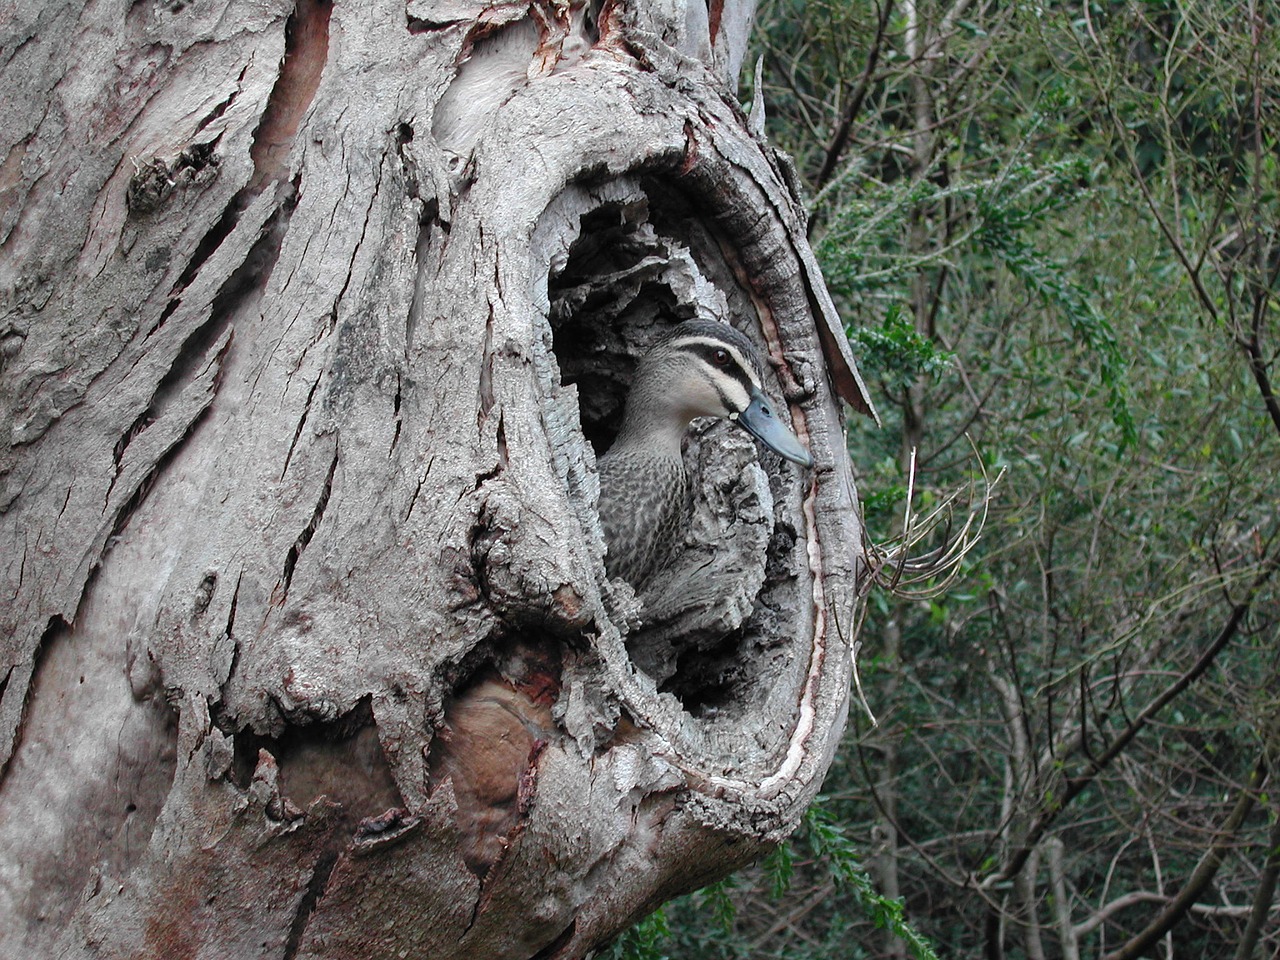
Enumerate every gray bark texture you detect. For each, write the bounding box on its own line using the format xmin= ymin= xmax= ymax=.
xmin=0 ymin=0 xmax=875 ymax=956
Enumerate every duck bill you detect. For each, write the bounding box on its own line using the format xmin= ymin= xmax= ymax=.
xmin=736 ymin=387 xmax=815 ymax=468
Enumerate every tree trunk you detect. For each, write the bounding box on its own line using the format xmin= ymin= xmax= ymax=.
xmin=0 ymin=0 xmax=874 ymax=956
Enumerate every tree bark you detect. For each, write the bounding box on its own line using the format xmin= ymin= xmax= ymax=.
xmin=0 ymin=0 xmax=874 ymax=957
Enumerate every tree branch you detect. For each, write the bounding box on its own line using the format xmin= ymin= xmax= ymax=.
xmin=1234 ymin=807 xmax=1280 ymax=960
xmin=1045 ymin=838 xmax=1080 ymax=960
xmin=812 ymin=0 xmax=894 ymax=196
xmin=985 ymin=547 xmax=1280 ymax=887
xmin=1102 ymin=758 xmax=1266 ymax=960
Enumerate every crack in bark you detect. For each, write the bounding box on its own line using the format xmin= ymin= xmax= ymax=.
xmin=102 ymin=328 xmax=233 ymax=561
xmin=171 ymin=201 xmax=247 ymax=297
xmin=194 ymin=88 xmax=239 ymax=135
xmin=109 ymin=415 xmax=153 ymax=497
xmin=406 ymin=199 xmax=440 ymax=355
xmin=111 ymin=203 xmax=289 ymax=502
xmin=222 ymin=572 xmax=243 ymax=691
xmin=490 ymin=234 xmax=504 ymax=301
xmin=167 ymin=0 xmax=328 ymax=302
xmin=224 ymin=569 xmax=243 ymax=634
xmin=329 ymin=151 xmax=386 ymax=328
xmin=103 ymin=400 xmax=209 ymax=549
xmin=495 ymin=411 xmax=508 ymax=470
xmin=406 ymin=13 xmax=468 ymax=33
xmin=281 ymin=848 xmax=341 ymax=960
xmin=0 ymin=27 xmax=39 ymax=74
xmin=280 ymin=445 xmax=339 ymax=600
xmin=529 ymin=920 xmax=578 ymax=960
xmin=405 ymin=455 xmax=434 ymax=520
xmin=144 ymin=298 xmax=180 ymax=339
xmin=478 ymin=304 xmax=496 ymax=427
xmin=390 ymin=371 xmax=403 ymax=455
xmin=280 ymin=370 xmax=324 ymax=480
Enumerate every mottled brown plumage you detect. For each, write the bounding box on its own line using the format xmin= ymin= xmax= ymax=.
xmin=598 ymin=443 xmax=684 ymax=586
xmin=597 ymin=321 xmax=812 ymax=588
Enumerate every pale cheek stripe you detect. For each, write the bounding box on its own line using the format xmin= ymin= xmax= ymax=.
xmin=717 ymin=379 xmax=751 ymax=412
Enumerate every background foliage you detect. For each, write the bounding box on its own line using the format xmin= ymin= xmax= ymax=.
xmin=613 ymin=0 xmax=1280 ymax=956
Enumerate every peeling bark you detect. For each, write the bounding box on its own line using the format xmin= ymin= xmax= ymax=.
xmin=0 ymin=0 xmax=872 ymax=956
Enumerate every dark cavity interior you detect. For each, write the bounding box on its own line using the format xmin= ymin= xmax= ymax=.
xmin=548 ymin=198 xmax=697 ymax=455
xmin=544 ymin=180 xmax=806 ymax=728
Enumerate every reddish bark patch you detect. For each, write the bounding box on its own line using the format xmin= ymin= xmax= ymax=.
xmin=707 ymin=0 xmax=724 ymax=44
xmin=249 ymin=0 xmax=333 ymax=193
xmin=427 ymin=650 xmax=560 ymax=877
xmin=0 ymin=136 xmax=30 ymax=245
xmin=142 ymin=864 xmax=203 ymax=960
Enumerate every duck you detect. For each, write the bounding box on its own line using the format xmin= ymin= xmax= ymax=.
xmin=596 ymin=320 xmax=814 ymax=588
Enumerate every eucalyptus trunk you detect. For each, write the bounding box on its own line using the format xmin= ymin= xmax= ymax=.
xmin=0 ymin=0 xmax=873 ymax=956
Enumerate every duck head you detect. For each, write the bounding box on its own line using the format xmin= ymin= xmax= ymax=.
xmin=617 ymin=320 xmax=815 ymax=468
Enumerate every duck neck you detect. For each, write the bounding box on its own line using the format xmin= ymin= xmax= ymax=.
xmin=611 ymin=377 xmax=692 ymax=461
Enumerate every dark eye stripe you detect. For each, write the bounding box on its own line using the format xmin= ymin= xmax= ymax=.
xmin=670 ymin=335 xmax=757 ymax=378
xmin=685 ymin=343 xmax=753 ymax=384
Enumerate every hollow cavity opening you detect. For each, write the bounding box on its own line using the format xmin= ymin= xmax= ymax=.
xmin=542 ymin=179 xmax=810 ymax=730
xmin=547 ymin=197 xmax=702 ymax=455
xmin=228 ymin=695 xmax=403 ymax=828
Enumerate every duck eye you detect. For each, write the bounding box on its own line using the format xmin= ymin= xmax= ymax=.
xmin=711 ymin=348 xmax=731 ymax=367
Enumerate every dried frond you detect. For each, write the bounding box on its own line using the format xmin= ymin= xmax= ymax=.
xmin=862 ymin=439 xmax=1002 ymax=601
xmin=844 ymin=440 xmax=999 ymax=728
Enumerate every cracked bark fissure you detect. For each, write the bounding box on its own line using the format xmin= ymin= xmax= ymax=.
xmin=0 ymin=0 xmax=874 ymax=958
